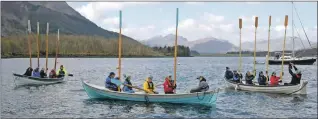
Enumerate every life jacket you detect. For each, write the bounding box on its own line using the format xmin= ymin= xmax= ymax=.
xmin=147 ymin=82 xmax=154 ymax=90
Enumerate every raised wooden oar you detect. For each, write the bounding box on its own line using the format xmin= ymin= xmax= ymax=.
xmin=45 ymin=23 xmax=49 ymax=73
xmin=173 ymin=8 xmax=179 ymax=88
xmin=36 ymin=22 xmax=40 ymax=68
xmin=27 ymin=20 xmax=32 ymax=68
xmin=118 ymin=10 xmax=122 ymax=80
xmin=266 ymin=16 xmax=272 ymax=84
xmin=110 ymin=79 xmax=154 ymax=94
xmin=253 ymin=17 xmax=258 ymax=77
xmin=54 ymin=29 xmax=60 ymax=71
xmin=280 ymin=15 xmax=288 ymax=81
xmin=239 ymin=18 xmax=242 ymax=83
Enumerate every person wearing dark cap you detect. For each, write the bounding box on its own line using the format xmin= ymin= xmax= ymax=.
xmin=105 ymin=72 xmax=119 ymax=91
xmin=287 ymin=63 xmax=302 ymax=85
xmin=224 ymin=67 xmax=234 ymax=80
xmin=190 ymin=76 xmax=209 ymax=93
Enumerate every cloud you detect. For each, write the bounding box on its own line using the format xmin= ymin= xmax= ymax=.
xmin=102 ymin=17 xmax=119 ymax=26
xmin=185 ymin=2 xmax=204 ymax=5
xmin=109 ymin=25 xmax=157 ymax=40
xmin=246 ymin=2 xmax=261 ymax=5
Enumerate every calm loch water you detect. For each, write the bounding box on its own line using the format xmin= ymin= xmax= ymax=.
xmin=1 ymin=57 xmax=317 ymax=118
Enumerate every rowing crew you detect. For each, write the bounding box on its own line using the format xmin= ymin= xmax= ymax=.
xmin=225 ymin=63 xmax=302 ymax=86
xmin=105 ymin=72 xmax=210 ymax=94
xmin=23 ymin=65 xmax=68 ymax=78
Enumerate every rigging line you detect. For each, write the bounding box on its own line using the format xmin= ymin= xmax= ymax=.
xmin=293 ymin=24 xmax=305 ymax=57
xmin=293 ymin=4 xmax=313 ymax=49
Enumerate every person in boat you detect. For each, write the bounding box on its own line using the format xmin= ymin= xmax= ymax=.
xmin=49 ymin=69 xmax=57 ymax=78
xmin=163 ymin=75 xmax=176 ymax=94
xmin=287 ymin=63 xmax=302 ymax=85
xmin=257 ymin=71 xmax=267 ymax=85
xmin=275 ymin=54 xmax=280 ymax=59
xmin=122 ymin=75 xmax=135 ymax=93
xmin=40 ymin=68 xmax=47 ymax=78
xmin=143 ymin=76 xmax=158 ymax=94
xmin=23 ymin=67 xmax=33 ymax=76
xmin=270 ymin=72 xmax=281 ymax=86
xmin=233 ymin=70 xmax=243 ymax=83
xmin=190 ymin=76 xmax=209 ymax=93
xmin=105 ymin=72 xmax=119 ymax=91
xmin=245 ymin=71 xmax=254 ymax=85
xmin=56 ymin=65 xmax=67 ymax=78
xmin=224 ymin=67 xmax=234 ymax=80
xmin=32 ymin=67 xmax=40 ymax=77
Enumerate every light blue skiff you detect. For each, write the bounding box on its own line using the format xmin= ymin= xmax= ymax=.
xmin=82 ymin=80 xmax=219 ymax=106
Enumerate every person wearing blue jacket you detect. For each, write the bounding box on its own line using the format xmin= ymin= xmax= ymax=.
xmin=32 ymin=67 xmax=40 ymax=77
xmin=105 ymin=72 xmax=119 ymax=91
xmin=122 ymin=75 xmax=135 ymax=93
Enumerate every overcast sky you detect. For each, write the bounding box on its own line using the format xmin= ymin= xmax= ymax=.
xmin=67 ymin=2 xmax=317 ymax=45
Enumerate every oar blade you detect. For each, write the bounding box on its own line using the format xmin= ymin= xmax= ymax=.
xmin=111 ymin=78 xmax=122 ymax=86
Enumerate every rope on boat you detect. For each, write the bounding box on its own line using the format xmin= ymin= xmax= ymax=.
xmin=196 ymin=91 xmax=206 ymax=100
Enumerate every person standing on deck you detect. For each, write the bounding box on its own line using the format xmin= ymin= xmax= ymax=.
xmin=143 ymin=76 xmax=158 ymax=94
xmin=57 ymin=65 xmax=67 ymax=78
xmin=105 ymin=72 xmax=119 ymax=91
xmin=190 ymin=76 xmax=209 ymax=93
xmin=24 ymin=67 xmax=33 ymax=76
xmin=163 ymin=75 xmax=176 ymax=94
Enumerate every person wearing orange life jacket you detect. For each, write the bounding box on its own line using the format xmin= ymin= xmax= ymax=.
xmin=143 ymin=76 xmax=158 ymax=94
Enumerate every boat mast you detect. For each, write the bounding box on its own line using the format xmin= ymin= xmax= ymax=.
xmin=118 ymin=11 xmax=122 ymax=79
xmin=27 ymin=20 xmax=32 ymax=68
xmin=253 ymin=17 xmax=258 ymax=76
xmin=266 ymin=16 xmax=271 ymax=83
xmin=54 ymin=29 xmax=60 ymax=71
xmin=292 ymin=2 xmax=295 ymax=57
xmin=238 ymin=18 xmax=242 ymax=74
xmin=46 ymin=23 xmax=49 ymax=73
xmin=280 ymin=15 xmax=288 ymax=80
xmin=174 ymin=8 xmax=179 ymax=87
xmin=36 ymin=22 xmax=40 ymax=68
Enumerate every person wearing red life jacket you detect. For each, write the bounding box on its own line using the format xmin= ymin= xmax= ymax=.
xmin=163 ymin=75 xmax=176 ymax=94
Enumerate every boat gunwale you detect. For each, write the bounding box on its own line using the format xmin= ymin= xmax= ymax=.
xmin=13 ymin=73 xmax=65 ymax=82
xmin=82 ymin=80 xmax=219 ymax=97
xmin=224 ymin=78 xmax=306 ymax=88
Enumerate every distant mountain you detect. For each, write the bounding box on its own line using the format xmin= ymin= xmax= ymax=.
xmin=142 ymin=34 xmax=189 ymax=47
xmin=1 ymin=1 xmax=137 ymax=43
xmin=241 ymin=37 xmax=316 ymax=51
xmin=1 ymin=1 xmax=163 ymax=57
xmin=143 ymin=35 xmax=238 ymax=54
xmin=190 ymin=37 xmax=238 ymax=54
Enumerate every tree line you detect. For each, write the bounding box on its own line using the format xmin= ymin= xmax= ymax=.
xmin=1 ymin=34 xmax=164 ymax=58
xmin=152 ymin=45 xmax=191 ymax=57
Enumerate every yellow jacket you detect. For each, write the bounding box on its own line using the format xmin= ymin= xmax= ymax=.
xmin=56 ymin=67 xmax=67 ymax=75
xmin=143 ymin=78 xmax=155 ymax=93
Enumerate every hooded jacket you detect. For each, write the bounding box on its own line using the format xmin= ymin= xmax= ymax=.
xmin=289 ymin=65 xmax=301 ymax=85
xmin=270 ymin=75 xmax=280 ymax=86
